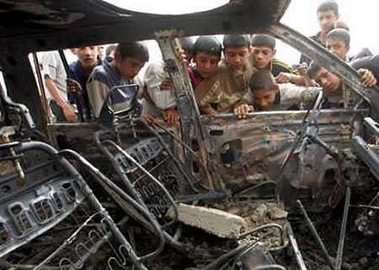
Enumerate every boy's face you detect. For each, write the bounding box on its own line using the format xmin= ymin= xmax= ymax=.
xmin=251 ymin=46 xmax=275 ymax=70
xmin=312 ymin=67 xmax=342 ymax=97
xmin=98 ymin=45 xmax=105 ymax=59
xmin=115 ymin=54 xmax=146 ymax=80
xmin=326 ymin=38 xmax=349 ymax=61
xmin=193 ymin=52 xmax=220 ymax=78
xmin=252 ymin=88 xmax=277 ymax=111
xmin=72 ymin=46 xmax=98 ymax=69
xmin=224 ymin=46 xmax=251 ymax=71
xmin=317 ymin=10 xmax=338 ymax=32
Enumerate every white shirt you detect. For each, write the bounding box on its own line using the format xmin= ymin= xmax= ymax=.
xmin=141 ymin=61 xmax=177 ymax=117
xmin=38 ymin=51 xmax=68 ymax=102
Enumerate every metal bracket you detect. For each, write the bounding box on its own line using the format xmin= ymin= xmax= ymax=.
xmin=155 ymin=30 xmax=214 ymax=189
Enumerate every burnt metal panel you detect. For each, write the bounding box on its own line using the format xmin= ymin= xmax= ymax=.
xmin=0 ymin=0 xmax=291 ymax=53
xmin=0 ymin=175 xmax=86 ymax=257
xmin=201 ymin=109 xmax=366 ymax=190
xmin=351 ymin=136 xmax=379 ymax=180
xmin=364 ymin=117 xmax=379 ymax=136
xmin=0 ymin=143 xmax=87 ymax=257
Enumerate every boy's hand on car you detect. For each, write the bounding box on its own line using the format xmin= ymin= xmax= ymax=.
xmin=163 ymin=108 xmax=179 ymax=125
xmin=358 ymin=69 xmax=377 ymax=87
xmin=234 ymin=104 xmax=254 ymax=119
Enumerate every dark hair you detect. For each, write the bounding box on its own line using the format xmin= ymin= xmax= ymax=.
xmin=307 ymin=61 xmax=322 ymax=78
xmin=105 ymin=44 xmax=117 ymax=57
xmin=326 ymin=28 xmax=350 ymax=47
xmin=116 ymin=42 xmax=149 ymax=62
xmin=317 ymin=0 xmax=339 ymax=16
xmin=180 ymin=36 xmax=195 ymax=52
xmin=223 ymin=34 xmax=251 ymax=48
xmin=251 ymin=34 xmax=276 ymax=49
xmin=249 ymin=70 xmax=276 ymax=92
xmin=193 ymin=36 xmax=222 ymax=57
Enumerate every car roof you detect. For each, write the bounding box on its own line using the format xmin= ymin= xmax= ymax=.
xmin=0 ymin=0 xmax=291 ymax=52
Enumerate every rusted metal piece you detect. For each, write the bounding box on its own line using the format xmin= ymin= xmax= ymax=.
xmin=351 ymin=136 xmax=379 ymax=180
xmin=279 ymin=91 xmax=324 ymax=177
xmin=155 ymin=30 xmax=214 ymax=190
xmin=287 ymin=223 xmax=307 ymax=270
xmin=255 ymin=265 xmax=286 ymax=270
xmin=364 ymin=117 xmax=379 ymax=136
xmin=60 ymin=148 xmax=168 ymax=258
xmin=149 ymin=117 xmax=198 ymax=157
xmin=92 ymin=118 xmax=207 ymax=252
xmin=104 ymin=139 xmax=179 ymax=223
xmin=335 ymin=186 xmax=351 ymax=270
xmin=32 ymin=52 xmax=51 ymax=125
xmin=0 ymin=126 xmax=25 ymax=185
xmin=201 ymin=245 xmax=247 ymax=270
xmin=201 ymin=109 xmax=365 ymax=194
xmin=0 ymin=138 xmax=168 ymax=269
xmin=297 ymin=200 xmax=336 ymax=270
xmin=18 ymin=142 xmax=151 ymax=269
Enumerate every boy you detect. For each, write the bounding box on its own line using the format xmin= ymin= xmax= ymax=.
xmin=39 ymin=51 xmax=77 ymax=123
xmin=141 ymin=61 xmax=178 ymax=125
xmin=87 ymin=41 xmax=149 ymax=119
xmin=234 ymin=70 xmax=321 ymax=118
xmin=249 ymin=34 xmax=305 ymax=85
xmin=141 ymin=36 xmax=222 ymax=125
xmin=195 ymin=34 xmax=254 ymax=115
xmin=325 ymin=28 xmax=350 ymax=61
xmin=326 ymin=28 xmax=373 ymax=63
xmin=307 ymin=62 xmax=376 ymax=108
xmin=68 ymin=46 xmax=100 ymax=120
xmin=299 ymin=0 xmax=340 ymax=65
xmin=325 ymin=29 xmax=377 ymax=88
xmin=188 ymin=35 xmax=222 ymax=89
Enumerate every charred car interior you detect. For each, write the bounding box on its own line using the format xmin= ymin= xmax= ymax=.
xmin=1 ymin=0 xmax=379 ymax=269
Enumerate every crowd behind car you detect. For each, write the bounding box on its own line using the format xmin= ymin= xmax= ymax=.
xmin=38 ymin=0 xmax=379 ymax=125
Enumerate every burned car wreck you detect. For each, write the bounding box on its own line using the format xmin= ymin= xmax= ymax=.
xmin=1 ymin=0 xmax=379 ymax=269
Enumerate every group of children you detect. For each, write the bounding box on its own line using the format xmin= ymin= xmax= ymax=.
xmin=42 ymin=0 xmax=379 ymax=125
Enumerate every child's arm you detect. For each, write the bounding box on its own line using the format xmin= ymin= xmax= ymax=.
xmin=279 ymin=84 xmax=321 ymax=109
xmin=200 ymin=104 xmax=217 ymax=115
xmin=357 ymin=68 xmax=377 ymax=87
xmin=298 ymin=86 xmax=322 ymax=107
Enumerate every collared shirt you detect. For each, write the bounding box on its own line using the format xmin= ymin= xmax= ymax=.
xmin=38 ymin=51 xmax=67 ymax=102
